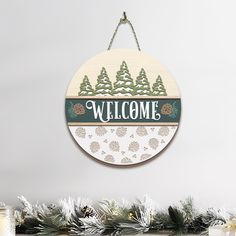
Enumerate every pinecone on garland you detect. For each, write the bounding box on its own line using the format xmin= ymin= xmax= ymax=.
xmin=161 ymin=103 xmax=173 ymax=115
xmin=81 ymin=206 xmax=94 ymax=218
xmin=47 ymin=203 xmax=57 ymax=210
xmin=73 ymin=103 xmax=86 ymax=115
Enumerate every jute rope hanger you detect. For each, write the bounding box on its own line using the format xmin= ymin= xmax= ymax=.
xmin=107 ymin=12 xmax=141 ymax=51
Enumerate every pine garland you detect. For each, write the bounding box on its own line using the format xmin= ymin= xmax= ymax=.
xmin=13 ymin=196 xmax=230 ymax=235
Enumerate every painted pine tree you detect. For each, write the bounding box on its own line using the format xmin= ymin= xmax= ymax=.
xmin=95 ymin=67 xmax=113 ymax=96
xmin=152 ymin=75 xmax=167 ymax=96
xmin=134 ymin=68 xmax=151 ymax=95
xmin=113 ymin=61 xmax=134 ymax=96
xmin=78 ymin=75 xmax=95 ymax=96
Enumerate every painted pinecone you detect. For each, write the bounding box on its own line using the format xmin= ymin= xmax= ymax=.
xmin=161 ymin=103 xmax=173 ymax=115
xmin=73 ymin=103 xmax=85 ymax=115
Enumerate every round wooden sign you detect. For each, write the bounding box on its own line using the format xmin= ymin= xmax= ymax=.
xmin=65 ymin=49 xmax=181 ymax=165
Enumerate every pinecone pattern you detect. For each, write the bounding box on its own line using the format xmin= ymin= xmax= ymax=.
xmin=69 ymin=125 xmax=178 ymax=165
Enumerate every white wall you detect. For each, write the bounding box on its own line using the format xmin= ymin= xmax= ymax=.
xmin=1 ymin=0 xmax=236 ymax=208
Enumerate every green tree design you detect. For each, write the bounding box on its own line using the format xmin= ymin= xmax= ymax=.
xmin=78 ymin=75 xmax=94 ymax=96
xmin=95 ymin=67 xmax=113 ymax=96
xmin=134 ymin=68 xmax=151 ymax=95
xmin=113 ymin=61 xmax=134 ymax=96
xmin=152 ymin=75 xmax=167 ymax=96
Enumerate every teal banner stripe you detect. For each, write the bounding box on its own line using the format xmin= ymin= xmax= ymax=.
xmin=65 ymin=98 xmax=181 ymax=124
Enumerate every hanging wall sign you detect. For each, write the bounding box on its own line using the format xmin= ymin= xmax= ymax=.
xmin=65 ymin=12 xmax=181 ymax=165
xmin=65 ymin=49 xmax=181 ymax=165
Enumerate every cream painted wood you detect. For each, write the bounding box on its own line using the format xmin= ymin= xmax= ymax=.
xmin=66 ymin=49 xmax=181 ymax=165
